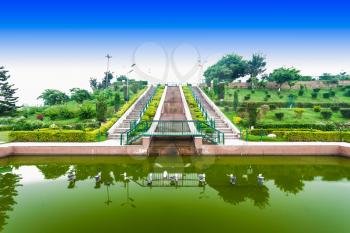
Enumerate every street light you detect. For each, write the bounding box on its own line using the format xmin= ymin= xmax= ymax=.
xmin=105 ymin=54 xmax=112 ymax=89
xmin=125 ymin=63 xmax=136 ymax=101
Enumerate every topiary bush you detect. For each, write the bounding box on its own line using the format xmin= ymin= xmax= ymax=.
xmin=323 ymin=92 xmax=330 ymax=99
xmin=344 ymin=90 xmax=350 ymax=97
xmin=313 ymin=105 xmax=321 ymax=112
xmin=294 ymin=108 xmax=305 ymax=118
xmin=311 ymin=92 xmax=318 ymax=99
xmin=330 ymin=105 xmax=340 ymax=112
xmin=320 ymin=109 xmax=332 ymax=120
xmin=340 ymin=108 xmax=350 ymax=118
xmin=244 ymin=95 xmax=251 ymax=100
xmin=313 ymin=88 xmax=321 ymax=93
xmin=275 ymin=112 xmax=284 ymax=120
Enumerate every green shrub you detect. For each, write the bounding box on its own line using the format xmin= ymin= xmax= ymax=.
xmin=79 ymin=103 xmax=96 ymax=119
xmin=275 ymin=112 xmax=284 ymax=120
xmin=313 ymin=105 xmax=321 ymax=112
xmin=340 ymin=108 xmax=350 ymax=118
xmin=294 ymin=108 xmax=305 ymax=118
xmin=311 ymin=92 xmax=318 ymax=99
xmin=269 ymin=104 xmax=277 ymax=110
xmin=273 ymin=130 xmax=350 ymax=142
xmin=256 ymin=123 xmax=336 ymax=131
xmin=320 ymin=109 xmax=332 ymax=120
xmin=323 ymin=92 xmax=330 ymax=99
xmin=330 ymin=105 xmax=340 ymax=112
xmin=9 ymin=130 xmax=88 ymax=142
xmin=330 ymin=90 xmax=336 ymax=97
xmin=313 ymin=88 xmax=321 ymax=93
xmin=344 ymin=90 xmax=350 ymax=97
xmin=244 ymin=95 xmax=250 ymax=100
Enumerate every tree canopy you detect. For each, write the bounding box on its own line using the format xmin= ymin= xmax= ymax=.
xmin=70 ymin=88 xmax=91 ymax=103
xmin=204 ymin=54 xmax=249 ymax=85
xmin=268 ymin=67 xmax=301 ymax=89
xmin=0 ymin=67 xmax=18 ymax=115
xmin=38 ymin=89 xmax=69 ymax=105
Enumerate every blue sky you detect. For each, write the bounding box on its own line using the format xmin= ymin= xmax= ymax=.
xmin=0 ymin=0 xmax=350 ymax=105
xmin=1 ymin=0 xmax=350 ymax=29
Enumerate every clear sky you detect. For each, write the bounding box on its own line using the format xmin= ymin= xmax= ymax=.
xmin=0 ymin=0 xmax=350 ymax=105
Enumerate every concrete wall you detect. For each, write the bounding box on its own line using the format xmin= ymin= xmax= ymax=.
xmin=201 ymin=142 xmax=350 ymax=157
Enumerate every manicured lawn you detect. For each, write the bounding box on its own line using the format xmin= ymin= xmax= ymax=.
xmin=259 ymin=108 xmax=348 ymax=124
xmin=223 ymin=87 xmax=350 ymax=103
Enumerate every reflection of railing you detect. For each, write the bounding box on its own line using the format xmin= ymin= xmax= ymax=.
xmin=135 ymin=173 xmax=202 ymax=187
xmin=120 ymin=120 xmax=224 ymax=145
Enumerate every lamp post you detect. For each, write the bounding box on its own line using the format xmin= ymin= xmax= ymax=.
xmin=125 ymin=63 xmax=136 ymax=101
xmin=105 ymin=54 xmax=112 ymax=89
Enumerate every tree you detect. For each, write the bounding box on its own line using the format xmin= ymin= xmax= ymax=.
xmin=233 ymin=91 xmax=239 ymax=112
xmin=96 ymin=94 xmax=107 ymax=122
xmin=114 ymin=92 xmax=121 ymax=111
xmin=204 ymin=53 xmax=249 ymax=84
xmin=0 ymin=67 xmax=18 ymax=115
xmin=268 ymin=67 xmax=301 ymax=91
xmin=101 ymin=72 xmax=114 ymax=89
xmin=38 ymin=89 xmax=69 ymax=106
xmin=247 ymin=54 xmax=266 ymax=89
xmin=70 ymin=88 xmax=91 ymax=103
xmin=217 ymin=82 xmax=225 ymax=100
xmin=89 ymin=78 xmax=98 ymax=91
xmin=246 ymin=103 xmax=258 ymax=126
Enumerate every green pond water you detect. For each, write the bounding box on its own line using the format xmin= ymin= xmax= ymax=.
xmin=1 ymin=155 xmax=350 ymax=233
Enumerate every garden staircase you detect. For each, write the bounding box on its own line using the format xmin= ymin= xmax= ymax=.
xmin=191 ymin=86 xmax=239 ymax=143
xmin=108 ymin=86 xmax=156 ymax=141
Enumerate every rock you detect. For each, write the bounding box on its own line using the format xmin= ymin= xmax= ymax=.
xmin=267 ymin=133 xmax=276 ymax=138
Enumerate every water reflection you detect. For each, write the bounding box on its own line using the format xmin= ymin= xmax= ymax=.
xmin=1 ymin=156 xmax=350 ymax=232
xmin=0 ymin=166 xmax=21 ymax=232
xmin=25 ymin=157 xmax=350 ymax=210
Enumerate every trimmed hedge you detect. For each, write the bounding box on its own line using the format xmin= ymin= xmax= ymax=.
xmin=237 ymin=101 xmax=350 ymax=108
xmin=255 ymin=123 xmax=336 ymax=131
xmin=273 ymin=130 xmax=350 ymax=142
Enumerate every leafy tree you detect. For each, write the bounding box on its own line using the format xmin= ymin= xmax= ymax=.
xmin=114 ymin=92 xmax=121 ymax=111
xmin=217 ymin=82 xmax=225 ymax=99
xmin=268 ymin=67 xmax=301 ymax=91
xmin=233 ymin=91 xmax=239 ymax=112
xmin=70 ymin=88 xmax=91 ymax=103
xmin=38 ymin=89 xmax=69 ymax=105
xmin=204 ymin=53 xmax=248 ymax=84
xmin=246 ymin=103 xmax=258 ymax=126
xmin=96 ymin=94 xmax=107 ymax=122
xmin=101 ymin=72 xmax=114 ymax=89
xmin=116 ymin=75 xmax=128 ymax=82
xmin=0 ymin=67 xmax=18 ymax=115
xmin=89 ymin=78 xmax=98 ymax=90
xmin=247 ymin=54 xmax=266 ymax=89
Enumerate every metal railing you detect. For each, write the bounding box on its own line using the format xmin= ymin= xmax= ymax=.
xmin=120 ymin=120 xmax=224 ymax=145
xmin=188 ymin=86 xmax=215 ymax=128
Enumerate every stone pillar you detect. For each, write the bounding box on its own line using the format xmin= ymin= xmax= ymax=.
xmin=194 ymin=137 xmax=203 ymax=155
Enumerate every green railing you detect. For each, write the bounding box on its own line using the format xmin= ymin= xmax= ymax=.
xmin=188 ymin=86 xmax=215 ymax=128
xmin=120 ymin=120 xmax=224 ymax=145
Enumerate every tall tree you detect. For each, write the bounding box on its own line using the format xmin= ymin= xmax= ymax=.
xmin=70 ymin=88 xmax=91 ymax=103
xmin=114 ymin=92 xmax=121 ymax=111
xmin=0 ymin=67 xmax=18 ymax=115
xmin=89 ymin=78 xmax=98 ymax=91
xmin=96 ymin=94 xmax=107 ymax=122
xmin=204 ymin=53 xmax=249 ymax=84
xmin=38 ymin=89 xmax=69 ymax=105
xmin=247 ymin=54 xmax=266 ymax=89
xmin=268 ymin=67 xmax=301 ymax=91
xmin=233 ymin=91 xmax=239 ymax=112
